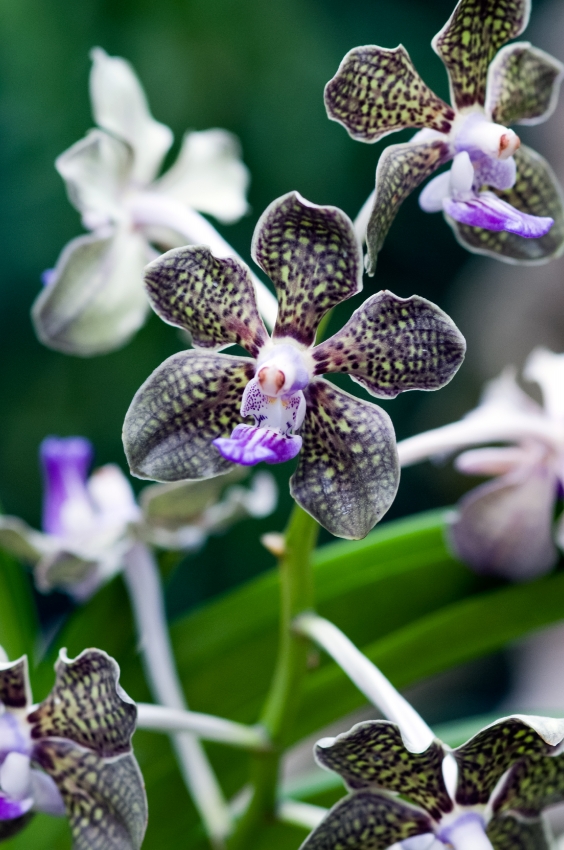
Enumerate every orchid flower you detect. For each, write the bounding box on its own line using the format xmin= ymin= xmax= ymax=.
xmin=0 ymin=435 xmax=276 ymax=601
xmin=0 ymin=647 xmax=146 ymax=849
xmin=32 ymin=48 xmax=277 ymax=356
xmin=122 ymin=191 xmax=466 ymax=540
xmin=325 ymin=0 xmax=564 ymax=272
xmin=295 ymin=614 xmax=564 ymax=850
xmin=398 ymin=347 xmax=564 ymax=580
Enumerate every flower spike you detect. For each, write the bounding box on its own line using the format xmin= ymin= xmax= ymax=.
xmin=326 ymin=0 xmax=564 ymax=268
xmin=124 ymin=191 xmax=465 ymax=539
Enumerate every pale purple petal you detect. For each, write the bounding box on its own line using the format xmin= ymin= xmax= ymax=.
xmin=40 ymin=436 xmax=93 ymax=535
xmin=213 ymin=424 xmax=302 ymax=466
xmin=444 ymin=192 xmax=554 ymax=238
xmin=0 ymin=794 xmax=33 ymax=820
xmin=41 ymin=269 xmax=55 ymax=287
xmin=449 ymin=464 xmax=559 ymax=581
xmin=472 ymin=155 xmax=516 ymax=191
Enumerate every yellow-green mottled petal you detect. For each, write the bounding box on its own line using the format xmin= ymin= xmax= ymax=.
xmin=315 ymin=721 xmax=451 ymax=819
xmin=432 ymin=0 xmax=531 ymax=110
xmin=123 ymin=351 xmax=255 ymax=482
xmin=365 ymin=140 xmax=452 ymax=275
xmin=449 ymin=144 xmax=564 ymax=263
xmin=291 ymin=380 xmax=399 ymax=540
xmin=324 ymin=45 xmax=455 ymax=143
xmin=487 ymin=815 xmax=552 ymax=850
xmin=0 ymin=656 xmax=30 ymax=710
xmin=486 ymin=42 xmax=564 ymax=127
xmin=454 ymin=716 xmax=557 ymax=806
xmin=312 ymin=291 xmax=465 ymax=398
xmin=299 ymin=790 xmax=432 ymax=850
xmin=28 ymin=649 xmax=136 ymax=758
xmin=494 ymin=752 xmax=564 ymax=818
xmin=251 ymin=192 xmax=362 ymax=347
xmin=144 ymin=246 xmax=269 ymax=358
xmin=34 ymin=741 xmax=147 ymax=850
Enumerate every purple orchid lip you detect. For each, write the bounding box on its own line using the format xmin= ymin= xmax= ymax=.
xmin=40 ymin=436 xmax=94 ymax=535
xmin=0 ymin=794 xmax=33 ymax=821
xmin=444 ymin=193 xmax=554 ymax=238
xmin=213 ymin=424 xmax=302 ymax=466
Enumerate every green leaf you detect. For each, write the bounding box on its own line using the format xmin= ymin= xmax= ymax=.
xmin=0 ymin=550 xmax=37 ymax=661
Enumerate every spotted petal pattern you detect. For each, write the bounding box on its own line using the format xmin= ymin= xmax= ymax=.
xmin=486 ymin=43 xmax=564 ymax=127
xmin=290 ymin=380 xmax=399 ymax=539
xmin=494 ymin=753 xmax=564 ymax=817
xmin=364 ymin=140 xmax=452 ymax=274
xmin=144 ymin=246 xmax=268 ymax=357
xmin=299 ymin=790 xmax=432 ymax=850
xmin=28 ymin=650 xmax=136 ymax=758
xmin=251 ymin=192 xmax=362 ymax=347
xmin=324 ymin=45 xmax=454 ymax=143
xmin=34 ymin=740 xmax=147 ymax=850
xmin=450 ymin=144 xmax=564 ymax=263
xmin=315 ymin=722 xmax=451 ymax=819
xmin=0 ymin=657 xmax=30 ymax=709
xmin=487 ymin=815 xmax=551 ymax=850
xmin=312 ymin=291 xmax=465 ymax=399
xmin=432 ymin=0 xmax=531 ymax=110
xmin=123 ymin=351 xmax=255 ymax=481
xmin=454 ymin=717 xmax=555 ymax=806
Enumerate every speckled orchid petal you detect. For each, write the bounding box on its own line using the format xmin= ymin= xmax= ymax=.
xmin=431 ymin=0 xmax=531 ymax=110
xmin=32 ymin=228 xmax=150 ymax=356
xmin=34 ymin=550 xmax=98 ymax=596
xmin=494 ymin=752 xmax=564 ymax=818
xmin=448 ymin=464 xmax=558 ymax=581
xmin=364 ymin=140 xmax=452 ymax=274
xmin=251 ymin=192 xmax=362 ymax=347
xmin=290 ymin=380 xmax=399 ymax=540
xmin=453 ymin=715 xmax=564 ymax=807
xmin=0 ymin=657 xmax=30 ymax=710
xmin=40 ymin=436 xmax=93 ymax=536
xmin=56 ymin=130 xmax=133 ymax=228
xmin=486 ymin=42 xmax=564 ymax=127
xmin=299 ymin=790 xmax=433 ymax=850
xmin=324 ymin=45 xmax=455 ymax=143
xmin=154 ymin=129 xmax=249 ymax=224
xmin=123 ymin=350 xmax=254 ymax=481
xmin=139 ymin=468 xmax=247 ymax=528
xmin=90 ymin=47 xmax=173 ymax=184
xmin=214 ymin=424 xmax=302 ymax=466
xmin=487 ymin=815 xmax=552 ymax=850
xmin=34 ymin=741 xmax=146 ymax=850
xmin=28 ymin=649 xmax=136 ymax=756
xmin=315 ymin=721 xmax=451 ymax=819
xmin=312 ymin=291 xmax=465 ymax=398
xmin=449 ymin=145 xmax=564 ymax=262
xmin=444 ymin=192 xmax=554 ymax=238
xmin=144 ymin=246 xmax=268 ymax=356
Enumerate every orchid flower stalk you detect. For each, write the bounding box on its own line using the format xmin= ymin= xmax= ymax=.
xmin=32 ymin=48 xmax=277 ymax=356
xmin=293 ymin=614 xmax=564 ymax=850
xmin=123 ymin=190 xmax=465 ymax=540
xmin=326 ymin=0 xmax=564 ymax=271
xmin=397 ymin=347 xmax=564 ymax=580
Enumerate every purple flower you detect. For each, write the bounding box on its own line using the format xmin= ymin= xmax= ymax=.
xmin=302 ymin=713 xmax=564 ymax=850
xmin=0 ymin=648 xmax=146 ymax=848
xmin=123 ymin=191 xmax=466 ymax=539
xmin=0 ymin=437 xmax=276 ymax=598
xmin=325 ymin=0 xmax=564 ymax=270
xmin=398 ymin=348 xmax=564 ymax=580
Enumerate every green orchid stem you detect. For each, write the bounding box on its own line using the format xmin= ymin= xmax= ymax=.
xmin=227 ymin=505 xmax=319 ymax=850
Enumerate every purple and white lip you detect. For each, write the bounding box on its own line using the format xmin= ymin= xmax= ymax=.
xmin=40 ymin=436 xmax=94 ymax=537
xmin=214 ymin=342 xmax=312 ymax=466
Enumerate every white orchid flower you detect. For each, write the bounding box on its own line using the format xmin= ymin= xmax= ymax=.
xmin=0 ymin=436 xmax=277 ymax=601
xmin=397 ymin=348 xmax=564 ymax=580
xmin=33 ymin=48 xmax=277 ymax=356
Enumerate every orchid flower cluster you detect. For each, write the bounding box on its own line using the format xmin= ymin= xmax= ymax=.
xmin=0 ymin=0 xmax=563 ymax=847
